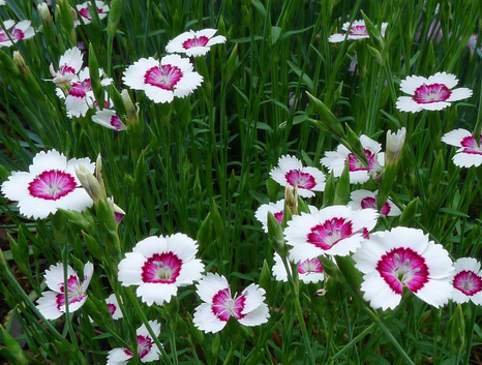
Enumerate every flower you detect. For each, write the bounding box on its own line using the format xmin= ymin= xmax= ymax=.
xmin=254 ymin=199 xmax=316 ymax=233
xmin=107 ymin=321 xmax=161 ymax=364
xmin=348 ymin=190 xmax=400 ymax=217
xmin=1 ymin=149 xmax=95 ymax=219
xmin=49 ymin=47 xmax=84 ymax=87
xmin=0 ymin=20 xmax=35 ymax=47
xmin=106 ymin=293 xmax=123 ymax=320
xmin=385 ymin=127 xmax=406 ymax=166
xmin=451 ymin=258 xmax=482 ymax=305
xmin=441 ymin=129 xmax=482 ymax=168
xmin=107 ymin=197 xmax=126 ymax=223
xmin=0 ymin=1 xmax=5 ymax=6
xmin=353 ymin=227 xmax=454 ymax=310
xmin=396 ymin=72 xmax=472 ymax=113
xmin=320 ymin=135 xmax=384 ymax=184
xmin=272 ymin=253 xmax=324 ymax=284
xmin=328 ymin=20 xmax=387 ymax=43
xmin=36 ymin=262 xmax=93 ymax=320
xmin=270 ymin=155 xmax=325 ymax=198
xmin=284 ymin=205 xmax=378 ymax=261
xmin=165 ymin=29 xmax=226 ymax=57
xmin=122 ymin=55 xmax=203 ymax=104
xmin=193 ymin=273 xmax=269 ymax=333
xmin=75 ymin=1 xmax=109 ymax=26
xmin=92 ymin=109 xmax=126 ymax=131
xmin=118 ymin=233 xmax=204 ymax=306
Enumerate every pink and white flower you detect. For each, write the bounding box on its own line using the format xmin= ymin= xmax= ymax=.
xmin=49 ymin=47 xmax=83 ymax=86
xmin=92 ymin=109 xmax=126 ymax=131
xmin=396 ymin=72 xmax=472 ymax=113
xmin=165 ymin=29 xmax=226 ymax=57
xmin=36 ymin=262 xmax=93 ymax=320
xmin=107 ymin=321 xmax=161 ymax=365
xmin=75 ymin=1 xmax=109 ymax=26
xmin=284 ymin=205 xmax=378 ymax=261
xmin=122 ymin=55 xmax=203 ymax=104
xmin=328 ymin=20 xmax=387 ymax=43
xmin=270 ymin=155 xmax=325 ymax=198
xmin=254 ymin=199 xmax=316 ymax=233
xmin=353 ymin=227 xmax=454 ymax=310
xmin=441 ymin=129 xmax=482 ymax=168
xmin=348 ymin=190 xmax=400 ymax=217
xmin=1 ymin=149 xmax=95 ymax=219
xmin=320 ymin=135 xmax=384 ymax=184
xmin=106 ymin=293 xmax=123 ymax=320
xmin=118 ymin=234 xmax=204 ymax=306
xmin=451 ymin=258 xmax=482 ymax=305
xmin=0 ymin=20 xmax=35 ymax=47
xmin=272 ymin=253 xmax=324 ymax=284
xmin=193 ymin=273 xmax=269 ymax=333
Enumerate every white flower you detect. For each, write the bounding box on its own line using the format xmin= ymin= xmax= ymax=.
xmin=166 ymin=28 xmax=226 ymax=57
xmin=348 ymin=190 xmax=400 ymax=217
xmin=270 ymin=155 xmax=325 ymax=198
xmin=106 ymin=293 xmax=123 ymax=320
xmin=49 ymin=47 xmax=84 ymax=86
xmin=107 ymin=321 xmax=161 ymax=364
xmin=272 ymin=253 xmax=324 ymax=284
xmin=441 ymin=129 xmax=482 ymax=168
xmin=75 ymin=1 xmax=109 ymax=26
xmin=320 ymin=135 xmax=384 ymax=184
xmin=1 ymin=149 xmax=94 ymax=219
xmin=284 ymin=205 xmax=378 ymax=261
xmin=118 ymin=233 xmax=204 ymax=306
xmin=451 ymin=258 xmax=482 ymax=305
xmin=0 ymin=19 xmax=35 ymax=47
xmin=193 ymin=273 xmax=269 ymax=333
xmin=0 ymin=1 xmax=6 ymax=6
xmin=123 ymin=55 xmax=203 ymax=104
xmin=353 ymin=227 xmax=454 ymax=310
xmin=92 ymin=109 xmax=126 ymax=131
xmin=396 ymin=72 xmax=472 ymax=113
xmin=36 ymin=262 xmax=93 ymax=320
xmin=329 ymin=20 xmax=388 ymax=43
xmin=385 ymin=127 xmax=406 ymax=166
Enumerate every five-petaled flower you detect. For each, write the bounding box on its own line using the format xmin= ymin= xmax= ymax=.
xmin=1 ymin=149 xmax=95 ymax=219
xmin=272 ymin=253 xmax=325 ymax=284
xmin=75 ymin=1 xmax=109 ymax=26
xmin=193 ymin=273 xmax=269 ymax=333
xmin=396 ymin=72 xmax=472 ymax=113
xmin=353 ymin=227 xmax=454 ymax=310
xmin=118 ymin=233 xmax=204 ymax=306
xmin=348 ymin=189 xmax=401 ymax=217
xmin=166 ymin=28 xmax=226 ymax=57
xmin=441 ymin=128 xmax=482 ymax=168
xmin=328 ymin=20 xmax=387 ymax=43
xmin=36 ymin=262 xmax=93 ymax=320
xmin=451 ymin=258 xmax=482 ymax=305
xmin=0 ymin=19 xmax=35 ymax=47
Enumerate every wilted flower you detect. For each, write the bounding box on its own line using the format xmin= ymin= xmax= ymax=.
xmin=272 ymin=253 xmax=324 ymax=284
xmin=193 ymin=273 xmax=269 ymax=333
xmin=1 ymin=150 xmax=94 ymax=219
xmin=107 ymin=321 xmax=161 ymax=364
xmin=118 ymin=234 xmax=204 ymax=306
xmin=166 ymin=28 xmax=226 ymax=57
xmin=36 ymin=262 xmax=93 ymax=320
xmin=270 ymin=155 xmax=325 ymax=198
xmin=353 ymin=227 xmax=453 ymax=310
xmin=451 ymin=258 xmax=482 ymax=305
xmin=75 ymin=1 xmax=109 ymax=26
xmin=348 ymin=189 xmax=400 ymax=217
xmin=328 ymin=20 xmax=387 ymax=43
xmin=284 ymin=205 xmax=378 ymax=261
xmin=123 ymin=55 xmax=203 ymax=104
xmin=396 ymin=72 xmax=472 ymax=113
xmin=321 ymin=135 xmax=384 ymax=184
xmin=0 ymin=20 xmax=35 ymax=47
xmin=441 ymin=129 xmax=482 ymax=168
xmin=92 ymin=109 xmax=126 ymax=131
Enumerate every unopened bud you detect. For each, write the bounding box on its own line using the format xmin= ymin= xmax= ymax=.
xmin=121 ymin=89 xmax=138 ymax=125
xmin=37 ymin=2 xmax=52 ymax=23
xmin=76 ymin=165 xmax=106 ymax=203
xmin=284 ymin=186 xmax=298 ymax=215
xmin=385 ymin=127 xmax=406 ymax=166
xmin=13 ymin=51 xmax=28 ymax=75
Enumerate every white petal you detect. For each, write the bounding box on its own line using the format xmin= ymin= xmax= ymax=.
xmin=300 ymin=272 xmax=324 ymax=284
xmin=144 ymin=85 xmax=174 ymax=104
xmin=166 ymin=233 xmax=198 ymax=261
xmin=106 ymin=294 xmax=123 ymax=320
xmin=237 ymin=302 xmax=270 ymax=327
xmin=382 ymin=227 xmax=429 ymax=252
xmin=324 ymin=234 xmax=363 ymax=257
xmin=59 ymin=47 xmax=83 ymax=73
xmin=278 ymin=155 xmax=303 ymax=172
xmin=160 ymin=54 xmax=193 ymax=73
xmin=351 ymin=208 xmax=378 ymax=232
xmin=185 ymin=47 xmax=211 ymax=57
xmin=241 ymin=283 xmax=265 ymax=314
xmin=426 ymin=72 xmax=458 ymax=89
xmin=451 ymin=287 xmax=471 ymax=304
xmin=137 ymin=320 xmax=161 ymax=338
xmin=176 ymin=258 xmax=204 ymax=286
xmin=400 ymin=75 xmax=428 ymax=95
xmin=118 ymin=252 xmax=145 ymax=286
xmin=420 ymin=101 xmax=451 ymax=111
xmin=122 ymin=57 xmax=158 ymax=90
xmin=36 ymin=291 xmax=64 ymax=320
xmin=193 ymin=303 xmax=226 ymax=333
xmin=414 ymin=278 xmax=452 ymax=308
xmin=44 ymin=263 xmax=76 ymax=292
xmin=254 ymin=199 xmax=285 ymax=233
xmin=272 ymin=253 xmax=289 ymax=282
xmin=395 ymin=96 xmax=423 ymax=113
xmin=133 ymin=236 xmax=167 ymax=258
xmin=195 ymin=273 xmax=229 ymax=303
xmin=30 ymin=150 xmax=67 ymax=175
xmin=328 ymin=33 xmax=346 ymax=43
xmin=320 ymin=150 xmax=346 ymax=177
xmin=81 ymin=262 xmax=94 ymax=291
xmin=136 ymin=283 xmax=177 ymax=306
xmin=106 ymin=347 xmax=132 ymax=365
xmin=441 ymin=128 xmax=472 ymax=147
xmin=206 ymin=35 xmax=226 ymax=46
xmin=349 ymin=170 xmax=370 ymax=184
xmin=454 ymin=257 xmax=481 ymax=272
xmin=422 ymin=243 xmax=453 ymax=279
xmin=452 ymin=152 xmax=482 ymax=168
xmin=446 ymin=88 xmax=473 ymax=102
xmin=360 ymin=135 xmax=381 ymax=153
xmin=360 ymin=272 xmax=401 ymax=310
xmin=65 ymin=95 xmax=90 ymax=118
xmin=1 ymin=171 xmax=32 ymax=202
xmin=173 ymin=71 xmax=203 ymax=98
xmin=196 ymin=28 xmax=218 ymax=38
xmin=55 ymin=188 xmax=93 ymax=213
xmin=17 ymin=198 xmax=58 ymax=219
xmin=302 ymin=167 xmax=326 ymax=192
xmin=353 ymin=233 xmax=391 ymax=274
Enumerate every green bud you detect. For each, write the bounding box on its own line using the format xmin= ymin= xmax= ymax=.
xmin=76 ymin=165 xmax=106 ymax=203
xmin=121 ymin=89 xmax=139 ymax=125
xmin=267 ymin=212 xmax=284 ymax=247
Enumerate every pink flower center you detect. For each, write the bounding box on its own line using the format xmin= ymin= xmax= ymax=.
xmin=297 ymin=258 xmax=324 ymax=274
xmin=0 ymin=31 xmax=8 ymax=42
xmin=211 ymin=288 xmax=246 ymax=321
xmin=69 ymin=79 xmax=92 ymax=98
xmin=307 ymin=217 xmax=353 ymax=250
xmin=12 ymin=28 xmax=25 ymax=41
xmin=28 ymin=169 xmax=77 ymax=200
xmin=182 ymin=36 xmax=210 ymax=49
xmin=453 ymin=270 xmax=482 ymax=296
xmin=413 ymin=83 xmax=451 ymax=104
xmin=114 ymin=211 xmax=124 ymax=223
xmin=55 ymin=275 xmax=85 ymax=310
xmin=136 ymin=335 xmax=153 ymax=359
xmin=144 ymin=65 xmax=183 ymax=90
xmin=348 ymin=149 xmax=377 ymax=172
xmin=273 ymin=211 xmax=284 ymax=223
xmin=349 ymin=25 xmax=368 ymax=36
xmin=460 ymin=136 xmax=482 ymax=155
xmin=107 ymin=303 xmax=116 ymax=316
xmin=360 ymin=196 xmax=391 ymax=216
xmin=376 ymin=247 xmax=429 ymax=294
xmin=110 ymin=114 xmax=123 ymax=130
xmin=141 ymin=252 xmax=182 ymax=284
xmin=285 ymin=169 xmax=316 ymax=189
xmin=59 ymin=64 xmax=76 ymax=76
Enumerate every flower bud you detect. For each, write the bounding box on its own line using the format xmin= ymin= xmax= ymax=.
xmin=385 ymin=127 xmax=406 ymax=166
xmin=37 ymin=2 xmax=52 ymax=23
xmin=121 ymin=89 xmax=138 ymax=125
xmin=12 ymin=51 xmax=28 ymax=75
xmin=107 ymin=197 xmax=125 ymax=223
xmin=76 ymin=165 xmax=106 ymax=203
xmin=284 ymin=186 xmax=298 ymax=216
